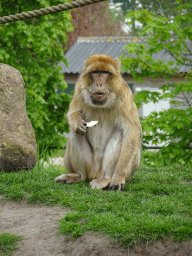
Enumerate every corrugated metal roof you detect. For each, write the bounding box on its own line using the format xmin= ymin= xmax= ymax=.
xmin=59 ymin=37 xmax=192 ymax=74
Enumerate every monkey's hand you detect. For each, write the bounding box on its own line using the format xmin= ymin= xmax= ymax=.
xmin=74 ymin=119 xmax=87 ymax=135
xmin=68 ymin=111 xmax=87 ymax=135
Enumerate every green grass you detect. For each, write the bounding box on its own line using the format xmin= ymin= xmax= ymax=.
xmin=0 ymin=233 xmax=23 ymax=256
xmin=0 ymin=150 xmax=192 ymax=247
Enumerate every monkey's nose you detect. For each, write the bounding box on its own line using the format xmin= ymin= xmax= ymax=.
xmin=96 ymin=83 xmax=102 ymax=87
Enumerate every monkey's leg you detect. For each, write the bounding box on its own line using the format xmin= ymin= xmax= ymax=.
xmin=90 ymin=132 xmax=122 ymax=190
xmin=130 ymin=148 xmax=141 ymax=176
xmin=109 ymin=133 xmax=138 ymax=191
xmin=55 ymin=173 xmax=81 ymax=183
xmin=55 ymin=133 xmax=94 ymax=183
xmin=55 ymin=138 xmax=80 ymax=183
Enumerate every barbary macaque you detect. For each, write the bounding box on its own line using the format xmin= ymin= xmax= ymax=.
xmin=55 ymin=54 xmax=142 ymax=191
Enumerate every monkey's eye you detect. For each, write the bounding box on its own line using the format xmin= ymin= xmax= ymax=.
xmin=92 ymin=71 xmax=100 ymax=75
xmin=91 ymin=71 xmax=110 ymax=75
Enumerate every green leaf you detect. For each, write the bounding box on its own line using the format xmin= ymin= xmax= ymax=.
xmin=0 ymin=0 xmax=73 ymax=157
xmin=122 ymin=2 xmax=192 ymax=166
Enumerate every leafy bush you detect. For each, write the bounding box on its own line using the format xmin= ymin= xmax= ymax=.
xmin=121 ymin=1 xmax=192 ymax=166
xmin=0 ymin=0 xmax=73 ymax=158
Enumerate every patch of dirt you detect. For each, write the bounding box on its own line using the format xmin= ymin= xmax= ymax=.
xmin=0 ymin=196 xmax=192 ymax=256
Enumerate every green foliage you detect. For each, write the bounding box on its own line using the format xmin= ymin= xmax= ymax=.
xmin=0 ymin=0 xmax=73 ymax=158
xmin=138 ymin=0 xmax=191 ymax=18
xmin=112 ymin=0 xmax=133 ymax=15
xmin=0 ymin=232 xmax=23 ymax=256
xmin=107 ymin=1 xmax=125 ymax=25
xmin=121 ymin=1 xmax=192 ymax=166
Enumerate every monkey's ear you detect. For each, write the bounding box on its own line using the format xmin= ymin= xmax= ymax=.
xmin=114 ymin=58 xmax=121 ymax=71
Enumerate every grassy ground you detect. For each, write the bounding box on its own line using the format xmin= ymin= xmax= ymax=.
xmin=0 ymin=150 xmax=192 ymax=252
xmin=0 ymin=233 xmax=23 ymax=256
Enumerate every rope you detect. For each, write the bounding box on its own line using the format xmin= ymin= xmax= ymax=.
xmin=0 ymin=0 xmax=106 ymax=25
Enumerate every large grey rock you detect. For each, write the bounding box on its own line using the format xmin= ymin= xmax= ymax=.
xmin=0 ymin=64 xmax=37 ymax=172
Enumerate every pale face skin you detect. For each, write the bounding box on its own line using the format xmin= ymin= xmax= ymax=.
xmin=81 ymin=70 xmax=116 ymax=109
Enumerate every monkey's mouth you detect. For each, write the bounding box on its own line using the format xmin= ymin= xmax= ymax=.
xmin=91 ymin=92 xmax=107 ymax=105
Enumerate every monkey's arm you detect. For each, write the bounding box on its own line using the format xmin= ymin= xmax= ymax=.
xmin=67 ymin=98 xmax=87 ymax=135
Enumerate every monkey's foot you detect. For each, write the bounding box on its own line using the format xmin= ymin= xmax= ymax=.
xmin=55 ymin=174 xmax=81 ymax=184
xmin=90 ymin=178 xmax=111 ymax=190
xmin=108 ymin=183 xmax=125 ymax=191
xmin=108 ymin=181 xmax=125 ymax=191
xmin=108 ymin=175 xmax=126 ymax=191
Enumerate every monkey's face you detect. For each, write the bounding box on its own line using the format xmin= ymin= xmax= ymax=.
xmin=82 ymin=71 xmax=116 ymax=108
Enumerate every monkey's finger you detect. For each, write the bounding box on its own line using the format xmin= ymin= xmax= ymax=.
xmin=82 ymin=121 xmax=87 ymax=127
xmin=118 ymin=184 xmax=125 ymax=191
xmin=108 ymin=184 xmax=125 ymax=191
xmin=108 ymin=185 xmax=113 ymax=191
xmin=77 ymin=127 xmax=87 ymax=134
xmin=80 ymin=126 xmax=87 ymax=132
xmin=78 ymin=130 xmax=86 ymax=135
xmin=109 ymin=185 xmax=116 ymax=191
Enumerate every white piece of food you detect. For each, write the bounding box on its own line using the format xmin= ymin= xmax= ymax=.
xmin=87 ymin=121 xmax=98 ymax=127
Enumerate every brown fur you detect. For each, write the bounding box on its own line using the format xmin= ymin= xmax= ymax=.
xmin=55 ymin=54 xmax=142 ymax=191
